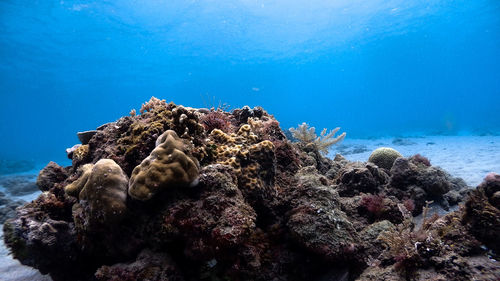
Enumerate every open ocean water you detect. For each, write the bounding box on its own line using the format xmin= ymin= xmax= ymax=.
xmin=0 ymin=1 xmax=499 ymax=280
xmin=1 ymin=0 xmax=500 ymax=165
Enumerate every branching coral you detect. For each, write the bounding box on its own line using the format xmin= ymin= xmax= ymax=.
xmin=140 ymin=97 xmax=167 ymax=114
xmin=289 ymin=122 xmax=346 ymax=155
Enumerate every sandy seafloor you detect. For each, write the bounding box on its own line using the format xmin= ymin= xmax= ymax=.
xmin=0 ymin=135 xmax=499 ymax=281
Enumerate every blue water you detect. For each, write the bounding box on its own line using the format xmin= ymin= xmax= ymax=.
xmin=1 ymin=0 xmax=499 ymax=164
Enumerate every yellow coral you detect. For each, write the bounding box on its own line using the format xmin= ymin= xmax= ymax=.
xmin=73 ymin=144 xmax=89 ymax=162
xmin=207 ymin=125 xmax=275 ymax=191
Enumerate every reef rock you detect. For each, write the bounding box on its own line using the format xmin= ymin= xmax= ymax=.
xmin=77 ymin=130 xmax=98 ymax=145
xmin=388 ymin=156 xmax=465 ymax=212
xmin=95 ymin=249 xmax=183 ymax=281
xmin=463 ymin=173 xmax=500 ymax=253
xmin=336 ymin=162 xmax=389 ymax=196
xmin=37 ymin=161 xmax=68 ymax=191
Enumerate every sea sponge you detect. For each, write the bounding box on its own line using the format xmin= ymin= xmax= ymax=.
xmin=368 ymin=147 xmax=403 ymax=170
xmin=128 ymin=130 xmax=200 ymax=201
xmin=78 ymin=159 xmax=129 ymax=225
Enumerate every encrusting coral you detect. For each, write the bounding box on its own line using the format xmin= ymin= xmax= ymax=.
xmin=128 ymin=130 xmax=200 ymax=201
xmin=289 ymin=122 xmax=346 ymax=155
xmin=206 ymin=124 xmax=276 ymax=203
xmin=3 ymin=97 xmax=499 ymax=281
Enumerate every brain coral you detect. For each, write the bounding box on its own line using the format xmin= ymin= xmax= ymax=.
xmin=368 ymin=147 xmax=403 ymax=170
xmin=128 ymin=130 xmax=200 ymax=201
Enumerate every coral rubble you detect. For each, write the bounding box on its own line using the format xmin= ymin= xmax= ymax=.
xmin=3 ymin=97 xmax=499 ymax=281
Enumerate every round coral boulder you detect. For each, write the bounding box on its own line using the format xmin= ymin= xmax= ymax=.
xmin=368 ymin=147 xmax=403 ymax=170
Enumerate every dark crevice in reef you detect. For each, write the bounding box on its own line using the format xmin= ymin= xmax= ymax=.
xmin=3 ymin=97 xmax=500 ymax=281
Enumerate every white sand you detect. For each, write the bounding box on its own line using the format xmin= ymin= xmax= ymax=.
xmin=330 ymin=135 xmax=500 ymax=187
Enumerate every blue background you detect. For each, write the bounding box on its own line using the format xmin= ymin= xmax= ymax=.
xmin=1 ymin=0 xmax=499 ymax=164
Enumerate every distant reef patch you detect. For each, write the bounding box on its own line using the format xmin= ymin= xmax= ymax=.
xmin=0 ymin=159 xmax=35 ymax=175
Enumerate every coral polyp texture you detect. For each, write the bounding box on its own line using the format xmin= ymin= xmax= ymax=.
xmin=3 ymin=97 xmax=500 ymax=281
xmin=128 ymin=130 xmax=200 ymax=201
xmin=368 ymin=147 xmax=403 ymax=170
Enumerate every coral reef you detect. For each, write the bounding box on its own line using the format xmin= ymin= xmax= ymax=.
xmin=289 ymin=122 xmax=346 ymax=155
xmin=128 ymin=130 xmax=199 ymax=201
xmin=74 ymin=159 xmax=129 ymax=226
xmin=368 ymin=147 xmax=403 ymax=170
xmin=3 ymin=98 xmax=498 ymax=281
xmin=95 ymin=249 xmax=183 ymax=281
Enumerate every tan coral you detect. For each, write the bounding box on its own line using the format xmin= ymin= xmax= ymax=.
xmin=73 ymin=144 xmax=89 ymax=162
xmin=289 ymin=122 xmax=346 ymax=155
xmin=207 ymin=125 xmax=275 ymax=191
xmin=64 ymin=159 xmax=128 ymax=225
xmin=79 ymin=159 xmax=129 ymax=225
xmin=140 ymin=96 xmax=166 ymax=114
xmin=64 ymin=163 xmax=93 ymax=197
xmin=128 ymin=130 xmax=200 ymax=201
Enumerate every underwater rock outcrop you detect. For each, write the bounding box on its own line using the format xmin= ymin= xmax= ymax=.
xmin=3 ymin=97 xmax=498 ymax=281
